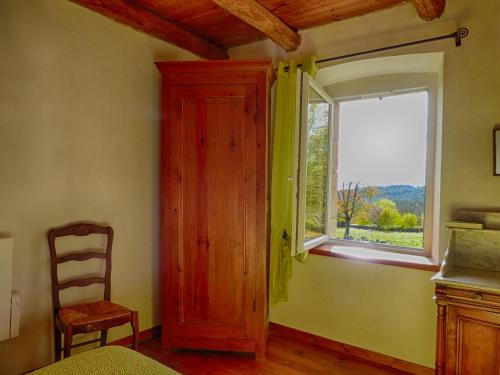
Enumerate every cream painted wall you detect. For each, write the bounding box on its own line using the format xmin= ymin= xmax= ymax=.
xmin=231 ymin=0 xmax=500 ymax=368
xmin=0 ymin=1 xmax=196 ymax=373
xmin=1 ymin=0 xmax=499 ymax=372
xmin=273 ymin=256 xmax=436 ymax=366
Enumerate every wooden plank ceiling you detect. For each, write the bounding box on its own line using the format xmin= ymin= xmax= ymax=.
xmin=71 ymin=0 xmax=446 ymax=59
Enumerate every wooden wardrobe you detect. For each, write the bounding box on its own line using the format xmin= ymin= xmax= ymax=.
xmin=156 ymin=60 xmax=273 ymax=358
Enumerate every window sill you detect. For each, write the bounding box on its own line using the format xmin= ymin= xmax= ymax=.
xmin=310 ymin=241 xmax=441 ymax=272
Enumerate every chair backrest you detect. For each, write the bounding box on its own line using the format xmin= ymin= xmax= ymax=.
xmin=47 ymin=223 xmax=113 ymax=311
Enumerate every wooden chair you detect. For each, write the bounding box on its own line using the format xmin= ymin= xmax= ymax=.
xmin=47 ymin=223 xmax=139 ymax=361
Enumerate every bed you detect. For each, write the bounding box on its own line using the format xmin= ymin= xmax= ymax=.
xmin=32 ymin=346 xmax=179 ymax=375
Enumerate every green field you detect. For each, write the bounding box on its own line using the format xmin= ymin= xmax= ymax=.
xmin=335 ymin=227 xmax=423 ymax=249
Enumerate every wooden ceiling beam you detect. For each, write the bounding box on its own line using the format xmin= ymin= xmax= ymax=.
xmin=210 ymin=0 xmax=301 ymax=51
xmin=70 ymin=0 xmax=228 ymax=60
xmin=410 ymin=0 xmax=446 ymax=21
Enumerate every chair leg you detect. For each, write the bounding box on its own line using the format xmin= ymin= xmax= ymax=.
xmin=100 ymin=330 xmax=108 ymax=347
xmin=63 ymin=326 xmax=73 ymax=358
xmin=131 ymin=311 xmax=139 ymax=350
xmin=53 ymin=325 xmax=61 ymax=362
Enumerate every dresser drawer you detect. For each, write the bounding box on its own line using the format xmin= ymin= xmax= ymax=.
xmin=436 ymin=284 xmax=500 ymax=308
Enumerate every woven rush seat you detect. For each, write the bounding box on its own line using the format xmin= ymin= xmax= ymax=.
xmin=59 ymin=300 xmax=132 ymax=327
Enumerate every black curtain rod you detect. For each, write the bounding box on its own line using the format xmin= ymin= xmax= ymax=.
xmin=283 ymin=27 xmax=469 ymax=70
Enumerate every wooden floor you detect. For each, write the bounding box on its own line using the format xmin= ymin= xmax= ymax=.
xmin=137 ymin=334 xmax=412 ymax=375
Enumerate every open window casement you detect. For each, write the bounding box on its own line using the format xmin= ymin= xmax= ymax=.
xmin=293 ymin=71 xmax=336 ymax=255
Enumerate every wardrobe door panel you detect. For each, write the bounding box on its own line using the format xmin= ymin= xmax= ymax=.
xmin=170 ymin=85 xmax=256 ymax=340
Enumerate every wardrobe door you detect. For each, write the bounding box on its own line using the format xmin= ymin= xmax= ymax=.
xmin=163 ymin=84 xmax=258 ymax=350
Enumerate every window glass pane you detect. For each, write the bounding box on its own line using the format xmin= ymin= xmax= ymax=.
xmin=305 ymin=88 xmax=330 ymax=242
xmin=336 ymin=91 xmax=428 ymax=250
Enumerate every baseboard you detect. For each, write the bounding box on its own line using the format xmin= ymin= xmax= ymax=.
xmin=115 ymin=324 xmax=433 ymax=374
xmin=109 ymin=325 xmax=161 ymax=347
xmin=270 ymin=322 xmax=434 ymax=375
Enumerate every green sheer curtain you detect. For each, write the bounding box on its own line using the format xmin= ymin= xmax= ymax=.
xmin=269 ymin=57 xmax=318 ymax=306
xmin=269 ymin=60 xmax=297 ymax=306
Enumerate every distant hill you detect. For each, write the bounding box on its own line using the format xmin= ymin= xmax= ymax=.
xmin=337 ymin=184 xmax=426 ymax=217
xmin=372 ymin=185 xmax=425 ymax=217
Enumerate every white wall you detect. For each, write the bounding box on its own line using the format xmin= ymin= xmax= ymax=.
xmin=231 ymin=0 xmax=500 ymax=368
xmin=0 ymin=1 xmax=196 ymax=373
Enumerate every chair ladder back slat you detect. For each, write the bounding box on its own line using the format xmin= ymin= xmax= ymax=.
xmin=53 ymin=223 xmax=109 ymax=237
xmin=58 ymin=276 xmax=106 ymax=290
xmin=56 ymin=250 xmax=106 ymax=263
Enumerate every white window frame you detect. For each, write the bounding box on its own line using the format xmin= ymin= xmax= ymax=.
xmin=296 ymin=73 xmax=440 ymax=258
xmin=295 ymin=72 xmax=334 ymax=254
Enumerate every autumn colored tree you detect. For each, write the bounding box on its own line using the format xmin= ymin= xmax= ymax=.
xmin=337 ymin=182 xmax=377 ymax=239
xmin=352 ymin=209 xmax=372 ymax=226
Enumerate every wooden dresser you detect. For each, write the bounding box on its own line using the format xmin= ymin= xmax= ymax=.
xmin=433 ymin=211 xmax=500 ymax=375
xmin=434 ymin=283 xmax=500 ymax=374
xmin=156 ymin=60 xmax=273 ymax=358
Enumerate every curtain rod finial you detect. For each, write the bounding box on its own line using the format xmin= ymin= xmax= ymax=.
xmin=455 ymin=27 xmax=469 ymax=47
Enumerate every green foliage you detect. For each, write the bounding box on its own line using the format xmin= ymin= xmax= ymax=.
xmin=376 ymin=199 xmax=397 ymax=210
xmin=375 ymin=185 xmax=425 ymax=219
xmin=304 ymin=103 xmax=330 ymax=237
xmin=376 ymin=207 xmax=401 ymax=230
xmin=398 ymin=213 xmax=419 ymax=229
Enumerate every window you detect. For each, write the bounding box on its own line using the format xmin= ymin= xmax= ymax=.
xmin=335 ymin=91 xmax=428 ymax=251
xmin=296 ymin=64 xmax=440 ymax=257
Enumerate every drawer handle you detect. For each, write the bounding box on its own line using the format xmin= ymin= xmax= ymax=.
xmin=474 ymin=293 xmax=483 ymax=300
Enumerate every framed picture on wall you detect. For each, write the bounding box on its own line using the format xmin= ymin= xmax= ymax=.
xmin=495 ymin=126 xmax=500 ymax=176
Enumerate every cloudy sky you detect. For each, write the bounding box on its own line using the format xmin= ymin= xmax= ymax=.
xmin=337 ymin=91 xmax=428 ymax=187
